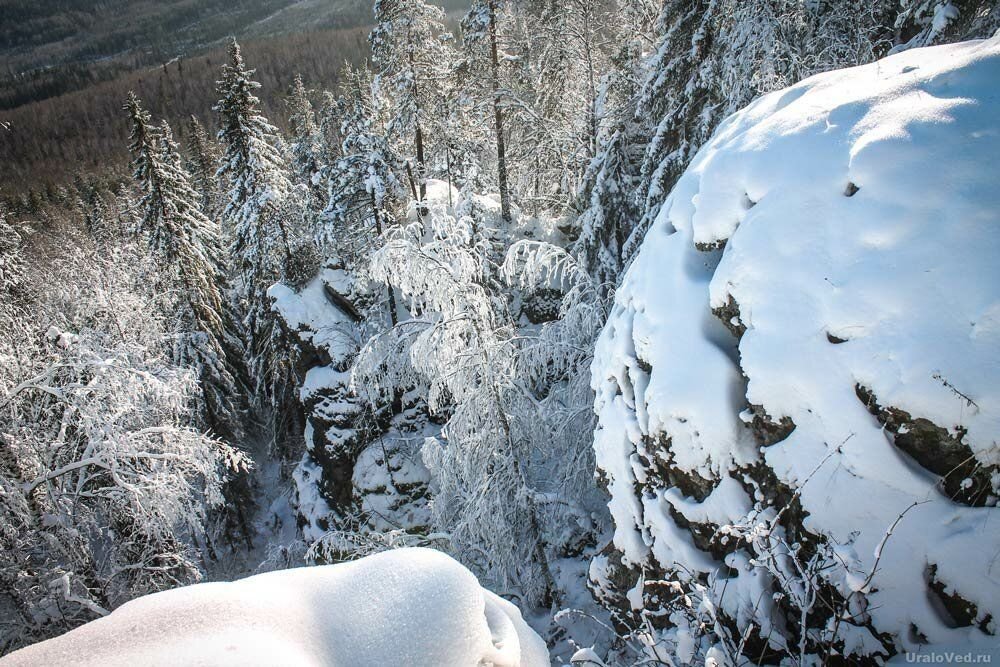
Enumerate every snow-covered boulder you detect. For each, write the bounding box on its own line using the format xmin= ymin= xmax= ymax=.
xmin=1 ymin=548 xmax=548 ymax=667
xmin=592 ymin=35 xmax=1000 ymax=661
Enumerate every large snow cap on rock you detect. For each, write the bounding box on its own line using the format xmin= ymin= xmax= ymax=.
xmin=593 ymin=35 xmax=1000 ymax=654
xmin=2 ymin=548 xmax=549 ymax=667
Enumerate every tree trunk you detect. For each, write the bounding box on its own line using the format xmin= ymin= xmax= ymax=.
xmin=415 ymin=124 xmax=427 ymax=204
xmin=446 ymin=144 xmax=454 ymax=209
xmin=488 ymin=0 xmax=512 ymax=224
xmin=371 ymin=194 xmax=399 ymax=326
xmin=583 ymin=7 xmax=598 ymax=159
xmin=404 ymin=161 xmax=424 ymax=225
xmin=408 ymin=48 xmax=428 ymax=209
xmin=534 ymin=154 xmax=541 ymax=218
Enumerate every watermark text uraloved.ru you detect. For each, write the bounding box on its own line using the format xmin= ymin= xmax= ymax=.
xmin=905 ymin=652 xmax=993 ymax=664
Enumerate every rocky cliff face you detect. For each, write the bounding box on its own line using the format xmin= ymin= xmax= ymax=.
xmin=590 ymin=35 xmax=1000 ymax=663
xmin=271 ymin=266 xmax=433 ymax=554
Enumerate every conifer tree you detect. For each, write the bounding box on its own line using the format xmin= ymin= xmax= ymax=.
xmin=624 ymin=0 xmax=890 ymax=262
xmin=214 ymin=38 xmax=297 ymax=415
xmin=570 ymin=0 xmax=655 ymax=289
xmin=185 ymin=115 xmax=222 ymax=218
xmin=323 ymin=66 xmax=405 ymax=320
xmin=325 ymin=68 xmax=405 ymax=238
xmin=370 ymin=0 xmax=448 ymax=206
xmin=76 ymin=188 xmax=115 ymax=247
xmin=125 ymin=94 xmax=244 ymax=439
xmin=622 ymin=0 xmax=723 ymax=261
xmin=215 ymin=40 xmax=291 ymax=347
xmin=462 ymin=0 xmax=513 ymax=223
xmin=317 ymin=91 xmax=345 ymax=168
xmin=574 ymin=130 xmax=641 ymax=295
xmin=215 ymin=39 xmax=294 ymax=272
xmin=125 ymin=91 xmax=165 ymax=231
xmin=0 ymin=207 xmax=25 ymax=305
xmin=113 ymin=183 xmax=141 ymax=237
xmin=286 ymin=75 xmax=323 ymax=189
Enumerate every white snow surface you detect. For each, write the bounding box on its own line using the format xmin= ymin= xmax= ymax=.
xmin=2 ymin=548 xmax=548 ymax=667
xmin=269 ymin=266 xmax=358 ymax=364
xmin=593 ymin=35 xmax=1000 ymax=653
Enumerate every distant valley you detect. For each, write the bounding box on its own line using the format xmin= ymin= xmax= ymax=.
xmin=1 ymin=0 xmax=377 ymax=109
xmin=0 ymin=0 xmax=466 ymax=198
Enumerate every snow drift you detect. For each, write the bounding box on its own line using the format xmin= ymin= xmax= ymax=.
xmin=592 ymin=34 xmax=1000 ymax=660
xmin=1 ymin=548 xmax=548 ymax=667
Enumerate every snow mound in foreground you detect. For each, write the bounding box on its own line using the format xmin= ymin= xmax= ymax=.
xmin=2 ymin=548 xmax=548 ymax=667
xmin=593 ymin=35 xmax=1000 ymax=658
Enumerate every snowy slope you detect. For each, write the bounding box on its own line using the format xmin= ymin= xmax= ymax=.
xmin=1 ymin=548 xmax=548 ymax=667
xmin=593 ymin=34 xmax=1000 ymax=660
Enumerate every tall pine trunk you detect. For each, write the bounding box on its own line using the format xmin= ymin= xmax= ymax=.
xmin=488 ymin=0 xmax=512 ymax=223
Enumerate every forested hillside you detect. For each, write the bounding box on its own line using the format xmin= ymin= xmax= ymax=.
xmin=0 ymin=0 xmax=460 ymax=109
xmin=1 ymin=0 xmax=367 ymax=110
xmin=0 ymin=27 xmax=371 ymax=197
xmin=0 ymin=0 xmax=468 ymax=197
xmin=1 ymin=0 xmax=998 ymax=665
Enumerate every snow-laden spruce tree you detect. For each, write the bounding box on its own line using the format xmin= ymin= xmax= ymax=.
xmin=570 ymin=0 xmax=656 ymax=290
xmin=620 ymin=0 xmax=725 ymax=261
xmin=317 ymin=91 xmax=345 ymax=169
xmin=0 ymin=236 xmax=246 ymax=653
xmin=112 ymin=183 xmax=141 ymax=241
xmin=215 ymin=38 xmax=294 ymax=280
xmin=0 ymin=205 xmax=30 ymax=390
xmin=125 ymin=94 xmax=245 ymax=440
xmin=0 ymin=207 xmax=39 ymax=652
xmin=285 ymin=74 xmax=324 ymax=193
xmin=78 ymin=188 xmax=120 ymax=249
xmin=574 ymin=129 xmax=643 ymax=295
xmin=370 ymin=0 xmax=449 ymax=206
xmin=184 ymin=115 xmax=223 ymax=219
xmin=321 ymin=66 xmax=405 ymax=281
xmin=214 ymin=38 xmax=302 ymax=442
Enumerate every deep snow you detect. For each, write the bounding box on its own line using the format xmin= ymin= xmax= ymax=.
xmin=1 ymin=548 xmax=549 ymax=667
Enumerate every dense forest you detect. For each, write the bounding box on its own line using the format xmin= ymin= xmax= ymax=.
xmin=0 ymin=0 xmax=468 ymax=196
xmin=0 ymin=0 xmax=366 ymax=110
xmin=1 ymin=0 xmax=999 ymax=664
xmin=0 ymin=27 xmax=371 ymax=197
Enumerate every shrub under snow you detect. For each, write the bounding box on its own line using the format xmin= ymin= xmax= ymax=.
xmin=1 ymin=548 xmax=549 ymax=666
xmin=592 ymin=34 xmax=1000 ymax=662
